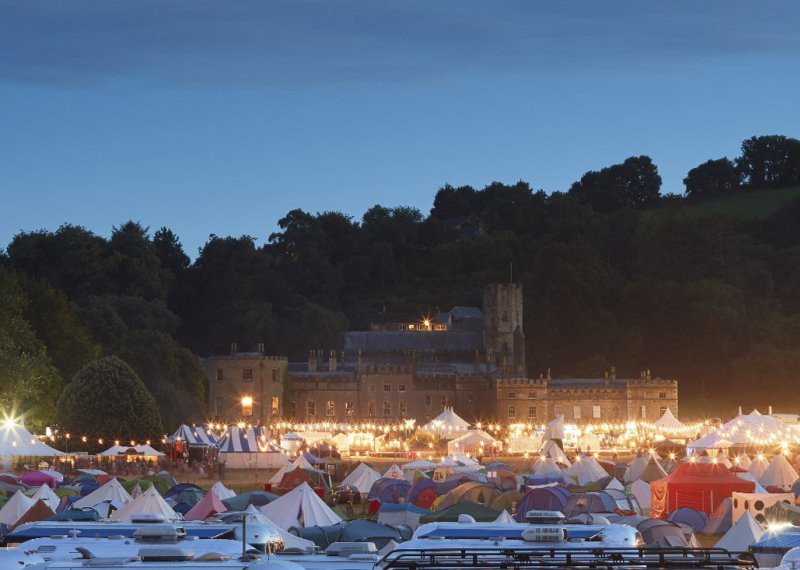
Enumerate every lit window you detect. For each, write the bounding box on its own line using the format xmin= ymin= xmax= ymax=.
xmin=242 ymin=368 xmax=253 ymax=381
xmin=326 ymin=400 xmax=335 ymax=417
xmin=368 ymin=401 xmax=375 ymax=417
xmin=271 ymin=396 xmax=279 ymax=415
xmin=640 ymin=405 xmax=647 ymax=419
xmin=241 ymin=396 xmax=253 ymax=417
xmin=345 ymin=401 xmax=354 ymax=416
xmin=307 ymin=401 xmax=316 ymax=417
xmin=508 ymin=405 xmax=516 ymax=419
xmin=658 ymin=391 xmax=667 ymax=399
xmin=399 ymin=401 xmax=407 ymax=416
xmin=573 ymin=405 xmax=581 ymax=419
xmin=383 ymin=401 xmax=391 ymax=416
xmin=528 ymin=406 xmax=536 ymax=419
xmin=593 ymin=405 xmax=601 ymax=419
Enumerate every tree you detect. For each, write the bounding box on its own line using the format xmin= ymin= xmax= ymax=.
xmin=683 ymin=158 xmax=740 ymax=198
xmin=569 ymin=156 xmax=662 ymax=212
xmin=0 ymin=269 xmax=61 ymax=428
xmin=58 ymin=356 xmax=162 ymax=441
xmin=736 ymin=135 xmax=800 ymax=189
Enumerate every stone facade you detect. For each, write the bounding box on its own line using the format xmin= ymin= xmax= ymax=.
xmin=483 ymin=283 xmax=526 ymax=376
xmin=203 ymin=350 xmax=287 ymax=423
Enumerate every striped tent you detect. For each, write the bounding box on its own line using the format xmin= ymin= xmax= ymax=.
xmin=218 ymin=426 xmax=288 ymax=469
xmin=169 ymin=424 xmax=219 ymax=447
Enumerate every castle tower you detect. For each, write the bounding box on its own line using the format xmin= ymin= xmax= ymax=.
xmin=483 ymin=283 xmax=526 ymax=376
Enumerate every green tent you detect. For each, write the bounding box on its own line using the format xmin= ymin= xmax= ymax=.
xmin=419 ymin=500 xmax=501 ymax=523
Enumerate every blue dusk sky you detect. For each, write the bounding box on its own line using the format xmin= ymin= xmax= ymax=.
xmin=1 ymin=1 xmax=799 ymax=256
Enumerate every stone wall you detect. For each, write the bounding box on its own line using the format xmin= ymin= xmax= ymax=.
xmin=203 ymin=354 xmax=287 ymax=422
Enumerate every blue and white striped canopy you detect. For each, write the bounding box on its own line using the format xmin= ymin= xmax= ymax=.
xmin=169 ymin=424 xmax=219 ymax=446
xmin=217 ymin=425 xmax=282 ymax=453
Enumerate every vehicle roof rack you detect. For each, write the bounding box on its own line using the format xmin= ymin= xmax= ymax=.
xmin=379 ymin=546 xmax=759 ymax=570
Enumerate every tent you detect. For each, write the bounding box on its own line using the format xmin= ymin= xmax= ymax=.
xmin=378 ymin=502 xmax=429 ymax=530
xmin=538 ymin=440 xmax=571 ymax=467
xmin=491 ymin=489 xmax=523 ymax=512
xmin=566 ymin=454 xmax=608 ymax=486
xmin=759 ymin=454 xmax=799 ymax=489
xmin=0 ymin=422 xmax=63 ymax=467
xmin=73 ymin=478 xmax=132 ymax=509
xmin=368 ymin=478 xmax=411 ymax=504
xmin=111 ymin=485 xmax=177 ymax=522
xmin=527 ymin=457 xmax=568 ymax=485
xmin=715 ymin=511 xmax=765 ymax=552
xmin=688 ymin=410 xmax=799 ymax=452
xmin=292 ymin=520 xmax=410 ymax=550
xmin=168 ymin=424 xmax=218 ymax=446
xmin=420 ymin=407 xmax=471 ymax=439
xmin=242 ymin=505 xmax=316 ymax=551
xmin=341 ymin=463 xmax=381 ymax=495
xmin=637 ymin=518 xmax=693 ymax=547
xmin=420 ymin=501 xmax=501 ymax=523
xmin=654 ymin=408 xmax=685 ymax=432
xmin=0 ymin=490 xmax=33 ymax=526
xmin=748 ymin=455 xmax=770 ymax=481
xmin=276 ymin=467 xmax=328 ymax=493
xmin=217 ymin=425 xmax=288 ymax=469
xmin=10 ymin=499 xmax=54 ymax=530
xmin=667 ymin=507 xmax=709 ymax=532
xmin=494 ymin=510 xmax=516 ymax=523
xmin=734 ymin=453 xmax=752 ymax=470
xmin=638 ymin=457 xmax=669 ymax=483
xmin=605 ymin=477 xmax=625 ymax=492
xmin=210 ymin=481 xmax=235 ymax=500
xmin=259 ymin=482 xmax=342 ymax=529
xmin=406 ymin=478 xmax=440 ymax=509
xmin=631 ymin=479 xmax=651 ymax=512
xmin=436 ymin=482 xmax=496 ymax=510
xmin=18 ymin=470 xmax=58 ymax=488
xmin=703 ymin=497 xmax=733 ymax=534
xmin=514 ymin=485 xmax=572 ymax=521
xmin=222 ymin=490 xmax=278 ymax=511
xmin=447 ymin=430 xmax=497 ymax=455
xmin=624 ymin=452 xmax=649 ymax=483
xmin=486 ymin=469 xmax=519 ymax=492
xmin=543 ymin=415 xmax=565 ymax=442
xmin=563 ymin=491 xmax=618 ymax=517
xmin=382 ymin=464 xmax=405 ymax=480
xmin=184 ymin=489 xmax=227 ymax=521
xmin=99 ymin=445 xmax=164 ymax=459
xmin=30 ymin=484 xmax=60 ymax=511
xmin=650 ymin=462 xmax=755 ymax=518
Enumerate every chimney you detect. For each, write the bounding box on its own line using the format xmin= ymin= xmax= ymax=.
xmin=769 ymin=405 xmax=773 ymax=415
xmin=546 ymin=368 xmax=551 ymax=382
xmin=610 ymin=366 xmax=616 ymax=382
xmin=646 ymin=368 xmax=651 ymax=381
xmin=257 ymin=342 xmax=265 ymax=354
xmin=230 ymin=342 xmax=237 ymax=355
xmin=329 ymin=349 xmax=337 ymax=372
xmin=308 ymin=350 xmax=317 ymax=372
xmin=604 ymin=371 xmax=610 ymax=386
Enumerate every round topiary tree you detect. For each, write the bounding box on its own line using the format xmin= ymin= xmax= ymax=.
xmin=59 ymin=356 xmax=163 ymax=444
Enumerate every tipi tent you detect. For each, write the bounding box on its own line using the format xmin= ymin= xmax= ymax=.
xmin=211 ymin=481 xmax=236 ymax=500
xmin=605 ymin=478 xmax=625 ymax=491
xmin=494 ymin=510 xmax=516 ymax=523
xmin=259 ymin=482 xmax=342 ymax=529
xmin=184 ymin=489 xmax=226 ymax=521
xmin=420 ymin=408 xmax=470 ymax=439
xmin=131 ymin=482 xmax=143 ymax=499
xmin=30 ymin=484 xmax=61 ymax=511
xmin=638 ymin=457 xmax=668 ymax=483
xmin=530 ymin=457 xmax=568 ymax=484
xmin=342 ymin=463 xmax=381 ymax=495
xmin=382 ymin=464 xmax=405 ymax=480
xmin=111 ymin=485 xmax=177 ymax=521
xmin=748 ymin=455 xmax=770 ymax=481
xmin=538 ymin=439 xmax=571 ymax=467
xmin=11 ymin=499 xmax=55 ymax=530
xmin=734 ymin=453 xmax=752 ymax=470
xmin=624 ymin=452 xmax=650 ymax=483
xmin=566 ymin=454 xmax=608 ymax=486
xmin=759 ymin=454 xmax=799 ymax=489
xmin=715 ymin=512 xmax=765 ymax=551
xmin=631 ymin=479 xmax=651 ymax=512
xmin=738 ymin=472 xmax=768 ymax=494
xmin=74 ymin=478 xmax=132 ymax=509
xmin=0 ymin=491 xmax=33 ymax=526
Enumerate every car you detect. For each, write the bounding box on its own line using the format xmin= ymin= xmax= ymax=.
xmin=332 ymin=484 xmax=362 ymax=504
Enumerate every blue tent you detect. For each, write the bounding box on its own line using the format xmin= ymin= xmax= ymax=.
xmin=562 ymin=491 xmax=617 ymax=517
xmin=667 ymin=506 xmax=708 ymax=532
xmin=514 ymin=485 xmax=572 ymax=521
xmin=368 ymin=478 xmax=411 ymax=504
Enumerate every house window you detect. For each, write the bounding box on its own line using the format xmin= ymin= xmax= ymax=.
xmin=326 ymin=400 xmax=335 ymax=417
xmin=242 ymin=397 xmax=253 ymax=417
xmin=593 ymin=405 xmax=601 ymax=419
xmin=306 ymin=401 xmax=316 ymax=417
xmin=612 ymin=406 xmax=620 ymax=418
xmin=528 ymin=392 xmax=536 ymax=400
xmin=434 ymin=324 xmax=446 ymax=331
xmin=508 ymin=405 xmax=516 ymax=419
xmin=573 ymin=405 xmax=581 ymax=419
xmin=383 ymin=384 xmax=391 ymax=393
xmin=383 ymin=401 xmax=391 ymax=416
xmin=345 ymin=401 xmax=355 ymax=416
xmin=399 ymin=401 xmax=407 ymax=416
xmin=441 ymin=395 xmax=448 ymax=407
xmin=425 ymin=395 xmax=432 ymax=406
xmin=215 ymin=369 xmax=224 ymax=382
xmin=368 ymin=401 xmax=375 ymax=417
xmin=640 ymin=405 xmax=647 ymax=419
xmin=271 ymin=396 xmax=280 ymax=415
xmin=659 ymin=391 xmax=667 ymax=399
xmin=242 ymin=368 xmax=253 ymax=382
xmin=214 ymin=397 xmax=223 ymax=415
xmin=369 ymin=384 xmax=375 ymax=392
xmin=508 ymin=392 xmax=516 ymax=400
xmin=272 ymin=369 xmax=280 ymax=382
xmin=398 ymin=384 xmax=406 ymax=393
xmin=528 ymin=406 xmax=537 ymax=419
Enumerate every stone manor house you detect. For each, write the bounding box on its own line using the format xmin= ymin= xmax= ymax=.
xmin=203 ymin=283 xmax=678 ymax=425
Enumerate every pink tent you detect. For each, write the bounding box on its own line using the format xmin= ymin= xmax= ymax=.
xmin=18 ymin=471 xmax=57 ymax=489
xmin=183 ymin=490 xmax=226 ymax=521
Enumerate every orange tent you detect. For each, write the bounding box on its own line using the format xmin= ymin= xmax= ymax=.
xmin=650 ymin=462 xmax=754 ymax=518
xmin=183 ymin=490 xmax=226 ymax=521
xmin=11 ymin=500 xmax=55 ymax=530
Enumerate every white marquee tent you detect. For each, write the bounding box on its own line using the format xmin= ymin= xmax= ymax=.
xmin=447 ymin=430 xmax=498 ymax=455
xmin=0 ymin=423 xmax=63 ymax=469
xmin=420 ymin=408 xmax=470 ymax=439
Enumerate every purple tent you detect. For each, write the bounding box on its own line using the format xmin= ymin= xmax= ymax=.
xmin=18 ymin=471 xmax=58 ymax=488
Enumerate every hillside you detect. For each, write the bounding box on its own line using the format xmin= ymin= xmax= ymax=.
xmin=676 ymin=186 xmax=800 ymax=221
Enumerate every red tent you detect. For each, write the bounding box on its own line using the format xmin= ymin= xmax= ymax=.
xmin=650 ymin=462 xmax=754 ymax=518
xmin=183 ymin=490 xmax=226 ymax=521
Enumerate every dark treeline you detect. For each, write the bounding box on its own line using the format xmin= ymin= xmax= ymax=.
xmin=2 ymin=134 xmax=800 ymax=429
